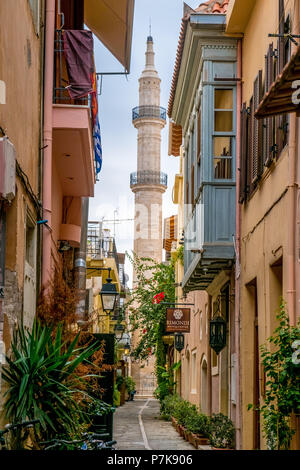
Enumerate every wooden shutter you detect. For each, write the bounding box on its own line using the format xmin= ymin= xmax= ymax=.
xmin=247 ymin=97 xmax=254 ymax=195
xmin=253 ymin=71 xmax=263 ymax=183
xmin=278 ymin=0 xmax=285 ymax=74
xmin=265 ymin=44 xmax=275 ymax=166
xmin=239 ymin=103 xmax=248 ymax=204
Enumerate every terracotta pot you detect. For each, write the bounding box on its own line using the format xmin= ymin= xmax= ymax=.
xmin=171 ymin=417 xmax=177 ymax=428
xmin=178 ymin=425 xmax=185 ymax=437
xmin=196 ymin=436 xmax=210 ymax=446
xmin=183 ymin=429 xmax=190 ymax=441
xmin=212 ymin=447 xmax=232 ymax=450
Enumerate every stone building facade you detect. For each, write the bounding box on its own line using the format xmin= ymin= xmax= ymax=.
xmin=130 ymin=36 xmax=167 ymax=396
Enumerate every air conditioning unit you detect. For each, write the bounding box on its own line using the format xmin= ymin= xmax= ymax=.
xmin=0 ymin=137 xmax=16 ymax=201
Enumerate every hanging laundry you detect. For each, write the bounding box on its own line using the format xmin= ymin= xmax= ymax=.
xmin=63 ymin=30 xmax=94 ymax=99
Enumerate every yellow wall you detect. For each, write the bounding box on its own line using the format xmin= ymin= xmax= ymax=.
xmin=238 ymin=0 xmax=294 ymax=450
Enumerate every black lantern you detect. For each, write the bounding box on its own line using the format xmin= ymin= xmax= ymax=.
xmin=100 ymin=268 xmax=119 ymax=314
xmin=114 ymin=323 xmax=125 ymax=341
xmin=174 ymin=332 xmax=184 ymax=352
xmin=209 ymin=316 xmax=227 ymax=355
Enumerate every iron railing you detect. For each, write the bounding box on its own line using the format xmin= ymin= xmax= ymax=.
xmin=130 ymin=170 xmax=168 ymax=187
xmin=132 ymin=106 xmax=166 ymax=121
xmin=87 ymin=223 xmax=119 ymax=272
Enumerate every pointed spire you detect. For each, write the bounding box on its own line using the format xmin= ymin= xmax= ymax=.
xmin=145 ymin=35 xmax=155 ymax=69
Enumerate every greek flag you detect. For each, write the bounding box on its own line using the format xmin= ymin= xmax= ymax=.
xmin=94 ymin=113 xmax=102 ymax=176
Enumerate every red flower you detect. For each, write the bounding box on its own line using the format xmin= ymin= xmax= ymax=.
xmin=152 ymin=292 xmax=165 ymax=304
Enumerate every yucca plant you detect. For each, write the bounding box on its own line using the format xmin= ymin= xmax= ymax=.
xmin=2 ymin=320 xmax=101 ymax=445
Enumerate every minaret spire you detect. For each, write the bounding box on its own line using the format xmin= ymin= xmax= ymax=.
xmin=130 ymin=33 xmax=167 ymax=397
xmin=145 ymin=34 xmax=155 ymax=71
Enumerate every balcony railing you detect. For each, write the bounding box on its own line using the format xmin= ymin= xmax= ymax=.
xmin=53 ymin=29 xmax=90 ymax=106
xmin=132 ymin=106 xmax=166 ymax=122
xmin=130 ymin=170 xmax=168 ymax=187
xmin=87 ymin=223 xmax=119 ymax=271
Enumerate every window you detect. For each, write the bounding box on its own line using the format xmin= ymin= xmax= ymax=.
xmin=191 ymin=349 xmax=197 ymax=393
xmin=213 ymin=136 xmax=233 ymax=179
xmin=26 ymin=216 xmax=35 ymax=267
xmin=213 ymin=89 xmax=234 ymax=180
xmin=214 ymin=89 xmax=233 ymax=132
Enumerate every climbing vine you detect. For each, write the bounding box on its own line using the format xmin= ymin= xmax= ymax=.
xmin=248 ymin=302 xmax=300 ymax=449
xmin=125 ymin=252 xmax=175 ymax=400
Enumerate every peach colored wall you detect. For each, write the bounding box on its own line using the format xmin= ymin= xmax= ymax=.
xmin=0 ymin=0 xmax=42 ymax=284
xmin=178 ymin=290 xmax=209 ymax=409
xmin=240 ymin=0 xmax=293 ymax=450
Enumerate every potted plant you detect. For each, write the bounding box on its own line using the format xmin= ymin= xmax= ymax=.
xmin=208 ymin=413 xmax=235 ymax=450
xmin=125 ymin=376 xmax=136 ymax=401
xmin=186 ymin=411 xmax=211 ymax=448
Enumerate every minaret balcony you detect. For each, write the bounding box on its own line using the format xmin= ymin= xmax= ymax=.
xmin=130 ymin=170 xmax=168 ymax=188
xmin=132 ymin=106 xmax=166 ymax=122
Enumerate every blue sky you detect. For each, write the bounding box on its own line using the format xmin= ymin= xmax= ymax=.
xmin=89 ymin=1 xmax=201 ymax=283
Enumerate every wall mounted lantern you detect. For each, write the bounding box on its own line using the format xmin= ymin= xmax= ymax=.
xmin=174 ymin=332 xmax=184 ymax=352
xmin=100 ymin=268 xmax=119 ymax=314
xmin=209 ymin=316 xmax=227 ymax=355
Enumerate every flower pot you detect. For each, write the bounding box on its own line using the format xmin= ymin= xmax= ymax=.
xmin=212 ymin=447 xmax=232 ymax=450
xmin=178 ymin=425 xmax=185 ymax=437
xmin=183 ymin=429 xmax=190 ymax=441
xmin=171 ymin=417 xmax=177 ymax=428
xmin=196 ymin=436 xmax=210 ymax=446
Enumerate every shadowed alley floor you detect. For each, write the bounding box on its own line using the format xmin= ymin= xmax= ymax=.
xmin=113 ymin=398 xmax=196 ymax=451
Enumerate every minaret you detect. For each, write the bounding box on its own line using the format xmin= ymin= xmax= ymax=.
xmin=130 ymin=36 xmax=167 ymax=397
xmin=130 ymin=35 xmax=167 ymax=262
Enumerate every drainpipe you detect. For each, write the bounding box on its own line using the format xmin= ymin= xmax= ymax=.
xmin=74 ymin=197 xmax=89 ymax=326
xmin=287 ymin=4 xmax=299 ymax=326
xmin=207 ymin=295 xmax=212 ymax=416
xmin=42 ymin=0 xmax=55 ymax=288
xmin=235 ymin=38 xmax=242 ymax=449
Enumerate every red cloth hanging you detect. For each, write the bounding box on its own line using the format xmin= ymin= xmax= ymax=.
xmin=63 ymin=30 xmax=94 ymax=99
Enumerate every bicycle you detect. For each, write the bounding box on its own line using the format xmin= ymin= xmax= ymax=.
xmin=39 ymin=432 xmax=117 ymax=451
xmin=0 ymin=419 xmax=40 ymax=450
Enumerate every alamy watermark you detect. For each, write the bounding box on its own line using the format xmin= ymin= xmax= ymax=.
xmin=291 ymin=80 xmax=300 ymax=105
xmin=292 ymin=339 xmax=300 ymax=365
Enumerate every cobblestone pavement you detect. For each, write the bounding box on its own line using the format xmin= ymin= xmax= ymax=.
xmin=113 ymin=398 xmax=196 ymax=451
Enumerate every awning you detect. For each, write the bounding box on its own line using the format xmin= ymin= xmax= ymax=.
xmin=84 ymin=0 xmax=135 ymax=73
xmin=163 ymin=215 xmax=178 ymax=252
xmin=168 ymin=121 xmax=182 ymax=156
xmin=255 ymin=46 xmax=300 ymax=119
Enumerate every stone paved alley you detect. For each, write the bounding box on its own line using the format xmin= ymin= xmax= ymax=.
xmin=113 ymin=399 xmax=197 ymax=451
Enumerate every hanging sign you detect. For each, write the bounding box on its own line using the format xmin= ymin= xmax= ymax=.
xmin=166 ymin=308 xmax=190 ymax=333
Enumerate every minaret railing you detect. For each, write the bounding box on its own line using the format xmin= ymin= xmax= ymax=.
xmin=132 ymin=106 xmax=166 ymax=122
xmin=130 ymin=170 xmax=168 ymax=187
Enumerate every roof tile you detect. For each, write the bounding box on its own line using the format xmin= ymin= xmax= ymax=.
xmin=168 ymin=1 xmax=228 ymax=117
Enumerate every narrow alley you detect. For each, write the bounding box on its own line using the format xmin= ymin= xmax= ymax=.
xmin=113 ymin=398 xmax=204 ymax=451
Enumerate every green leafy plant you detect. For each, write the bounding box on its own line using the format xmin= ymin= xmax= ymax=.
xmin=2 ymin=320 xmax=101 ymax=446
xmin=160 ymin=394 xmax=182 ymax=421
xmin=185 ymin=411 xmax=210 ymax=437
xmin=208 ymin=413 xmax=235 ymax=449
xmin=125 ymin=376 xmax=136 ymax=394
xmin=125 ymin=252 xmax=175 ymax=403
xmin=116 ymin=375 xmax=124 ymax=391
xmin=172 ymin=399 xmax=197 ymax=427
xmin=113 ymin=385 xmax=120 ymax=407
xmin=154 ymin=361 xmax=181 ymax=404
xmin=171 ymin=245 xmax=184 ymax=266
xmin=248 ymin=302 xmax=300 ymax=449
